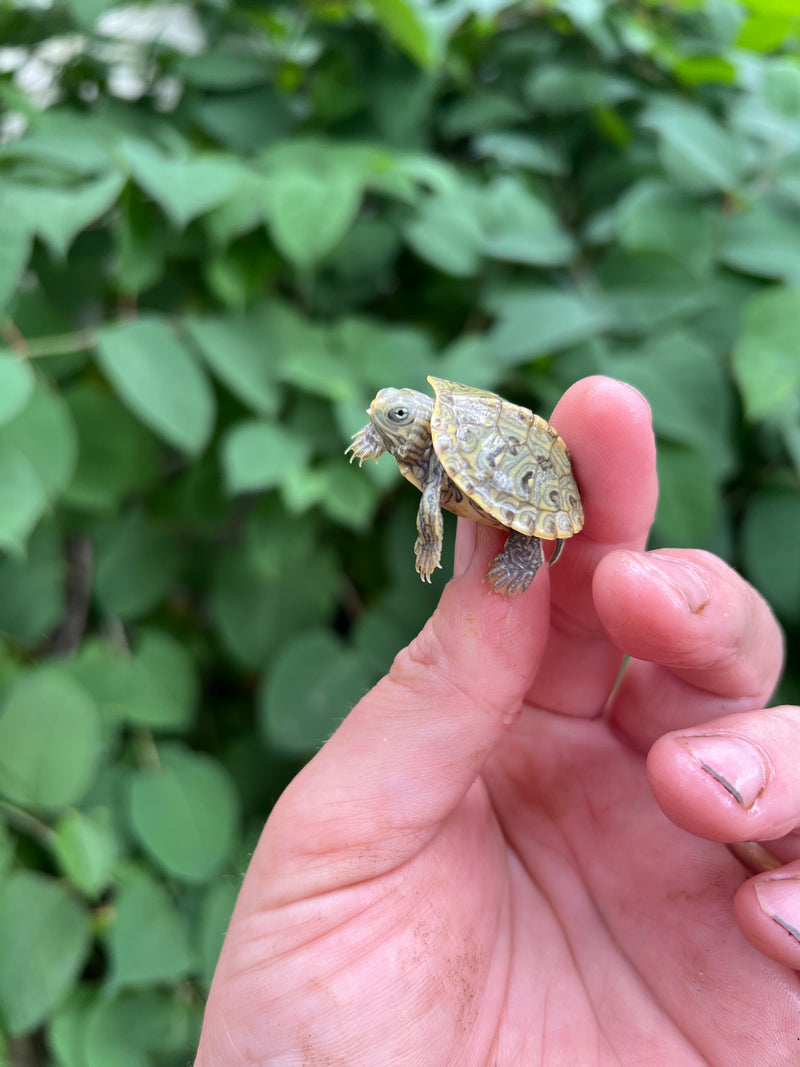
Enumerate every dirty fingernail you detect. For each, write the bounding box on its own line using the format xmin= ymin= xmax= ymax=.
xmin=679 ymin=734 xmax=769 ymax=809
xmin=755 ymin=876 xmax=800 ymax=943
xmin=646 ymin=553 xmax=712 ymax=613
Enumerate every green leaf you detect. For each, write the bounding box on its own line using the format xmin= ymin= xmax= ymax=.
xmin=122 ymin=141 xmax=244 ymax=229
xmin=0 ymin=667 xmax=101 ymax=812
xmin=0 ymin=115 xmax=112 ymax=175
xmin=484 ymin=288 xmax=608 ymax=363
xmin=0 ymin=521 xmax=64 ymax=647
xmin=597 ymin=250 xmax=715 ymax=334
xmin=126 ymin=629 xmax=198 ymax=732
xmin=53 ymin=809 xmax=118 ymax=898
xmin=0 ymin=872 xmax=91 ymax=1035
xmin=653 ymin=441 xmax=717 ymax=547
xmin=440 ymin=90 xmax=527 ymax=138
xmin=0 ymin=384 xmax=78 ymax=505
xmin=127 ymin=744 xmax=239 ymax=882
xmin=742 ymin=489 xmax=800 ymax=622
xmin=193 ymin=87 xmax=295 ymax=153
xmin=719 ymin=199 xmax=800 ymax=283
xmin=526 ymin=65 xmax=636 ymax=112
xmin=93 ymin=510 xmax=181 ymax=619
xmin=437 ymin=336 xmax=503 ymax=391
xmin=605 ymin=331 xmax=734 ymax=479
xmin=63 ymin=631 xmax=195 ymax=734
xmin=737 ymin=14 xmax=795 ymax=51
xmin=365 ymin=0 xmax=441 ymax=68
xmin=314 ymin=459 xmax=380 ymax=530
xmin=0 ymin=821 xmax=14 ymax=882
xmin=672 ymin=55 xmax=736 ymax=86
xmin=472 ymin=131 xmax=567 ymax=175
xmin=265 ymin=160 xmax=363 ymax=269
xmin=404 ymin=190 xmax=484 ymax=276
xmin=175 ymin=50 xmax=272 ymax=90
xmin=198 ymin=880 xmax=239 ymax=989
xmin=221 ymin=420 xmax=312 ymax=494
xmin=47 ymin=983 xmax=96 ymax=1067
xmin=62 ymin=640 xmax=136 ymax=730
xmin=260 ymin=630 xmax=371 ymax=756
xmin=63 ymin=384 xmax=160 ymax=513
xmin=96 ymin=317 xmax=215 ymax=455
xmin=478 ymin=177 xmax=575 ymax=266
xmin=732 ymin=287 xmax=800 ymax=418
xmin=82 ymin=987 xmax=196 ymax=1067
xmin=641 ymin=98 xmax=748 ymax=193
xmin=763 ymin=59 xmax=800 ymax=116
xmin=4 ymin=171 xmax=125 ymax=259
xmin=0 ymin=352 xmax=34 ymax=428
xmin=746 ymin=0 xmax=800 ymax=15
xmin=0 ymin=447 xmax=48 ymax=554
xmin=332 ymin=317 xmax=435 ymax=394
xmin=280 ymin=347 xmax=359 ymax=401
xmin=64 ymin=632 xmax=195 ymax=732
xmin=616 ymin=180 xmax=715 ymax=276
xmin=107 ymin=868 xmax=194 ymax=989
xmin=184 ymin=309 xmax=281 ymax=416
xmin=0 ymin=217 xmax=30 ymax=313
xmin=65 ymin=0 xmax=114 ymax=23
xmin=203 ymin=169 xmax=273 ymax=244
xmin=209 ymin=531 xmax=339 ymax=669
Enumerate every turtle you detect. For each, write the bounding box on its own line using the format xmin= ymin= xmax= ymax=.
xmin=346 ymin=376 xmax=584 ymax=597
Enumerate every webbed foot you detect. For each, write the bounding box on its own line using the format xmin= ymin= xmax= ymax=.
xmin=484 ymin=531 xmax=544 ymax=597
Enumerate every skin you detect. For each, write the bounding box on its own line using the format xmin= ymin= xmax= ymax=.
xmin=196 ymin=377 xmax=800 ymax=1067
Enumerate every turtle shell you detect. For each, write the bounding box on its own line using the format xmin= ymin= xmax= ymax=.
xmin=428 ymin=376 xmax=584 ymax=541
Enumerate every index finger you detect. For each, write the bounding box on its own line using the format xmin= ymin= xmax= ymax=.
xmin=526 ymin=376 xmax=658 ymax=715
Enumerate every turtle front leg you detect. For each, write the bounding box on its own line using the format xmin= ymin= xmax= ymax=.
xmin=484 ymin=531 xmax=544 ymax=597
xmin=414 ymin=455 xmax=444 ymax=583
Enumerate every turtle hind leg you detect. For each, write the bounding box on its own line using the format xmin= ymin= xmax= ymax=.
xmin=484 ymin=531 xmax=544 ymax=598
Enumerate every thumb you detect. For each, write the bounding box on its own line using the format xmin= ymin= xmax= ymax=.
xmin=257 ymin=520 xmax=550 ymax=903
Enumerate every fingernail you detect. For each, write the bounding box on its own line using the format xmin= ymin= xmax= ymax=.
xmin=646 ymin=553 xmax=712 ymax=614
xmin=755 ymin=877 xmax=800 ymax=943
xmin=679 ymin=734 xmax=769 ymax=808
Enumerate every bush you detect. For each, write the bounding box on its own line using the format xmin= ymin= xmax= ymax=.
xmin=0 ymin=0 xmax=799 ymax=1061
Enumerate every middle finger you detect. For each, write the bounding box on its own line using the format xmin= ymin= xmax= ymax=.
xmin=596 ymin=548 xmax=784 ymax=751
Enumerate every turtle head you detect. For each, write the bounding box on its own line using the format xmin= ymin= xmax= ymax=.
xmin=346 ymin=387 xmax=434 ymax=467
xmin=364 ymin=387 xmax=434 ymax=461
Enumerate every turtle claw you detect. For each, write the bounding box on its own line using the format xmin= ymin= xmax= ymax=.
xmin=414 ymin=537 xmax=442 ymax=583
xmin=346 ymin=424 xmax=385 ymax=465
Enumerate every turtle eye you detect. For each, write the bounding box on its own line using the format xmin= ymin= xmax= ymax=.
xmin=388 ymin=406 xmax=413 ymax=424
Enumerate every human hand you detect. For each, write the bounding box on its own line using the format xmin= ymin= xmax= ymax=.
xmin=195 ymin=377 xmax=799 ymax=1067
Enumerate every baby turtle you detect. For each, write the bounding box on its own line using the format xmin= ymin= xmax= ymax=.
xmin=347 ymin=376 xmax=583 ymax=597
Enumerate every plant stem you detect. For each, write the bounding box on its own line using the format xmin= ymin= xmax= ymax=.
xmin=0 ymin=799 xmax=54 ymax=848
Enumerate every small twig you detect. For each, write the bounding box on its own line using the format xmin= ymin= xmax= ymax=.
xmin=7 ymin=1032 xmax=48 ymax=1067
xmin=1 ymin=319 xmax=28 ymax=354
xmin=1 ymin=320 xmax=96 ymax=359
xmin=39 ymin=536 xmax=94 ymax=657
xmin=0 ymin=799 xmax=54 ymax=849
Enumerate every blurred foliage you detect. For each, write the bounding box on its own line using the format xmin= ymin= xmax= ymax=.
xmin=0 ymin=0 xmax=799 ymax=1060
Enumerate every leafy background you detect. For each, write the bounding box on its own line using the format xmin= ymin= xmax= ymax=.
xmin=0 ymin=0 xmax=799 ymax=1062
